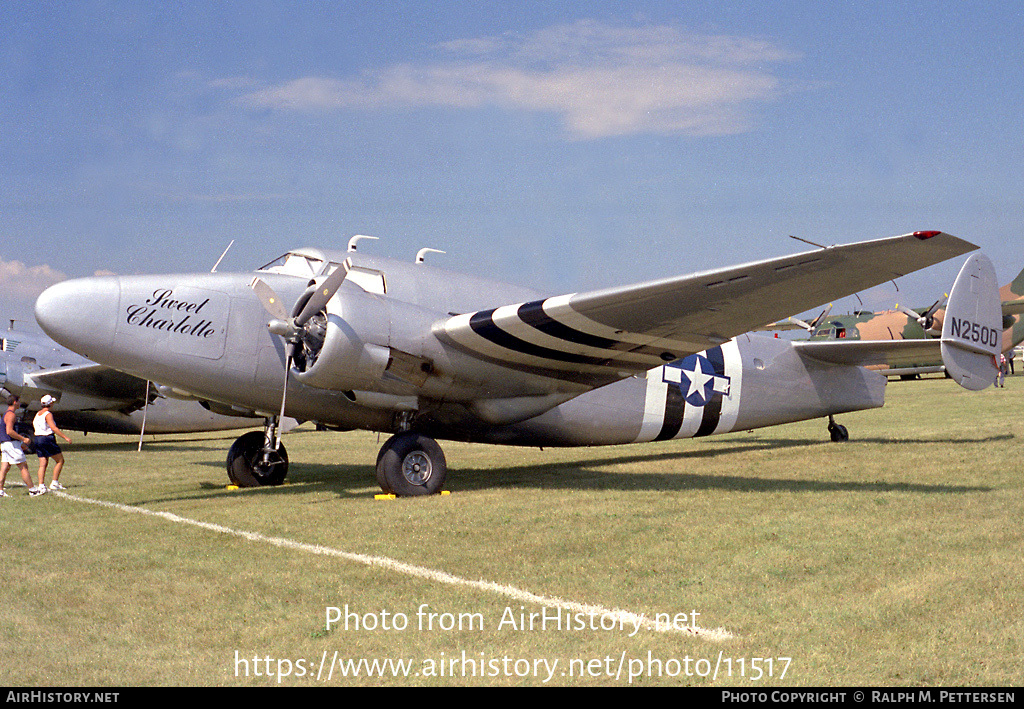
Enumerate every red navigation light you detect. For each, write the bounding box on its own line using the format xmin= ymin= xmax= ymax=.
xmin=912 ymin=231 xmax=941 ymax=240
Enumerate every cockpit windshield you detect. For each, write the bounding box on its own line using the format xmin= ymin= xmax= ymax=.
xmin=257 ymin=253 xmax=325 ymax=278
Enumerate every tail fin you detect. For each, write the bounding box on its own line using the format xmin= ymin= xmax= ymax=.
xmin=941 ymin=253 xmax=1001 ymax=390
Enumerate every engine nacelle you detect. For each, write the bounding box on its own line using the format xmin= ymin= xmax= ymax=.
xmin=292 ymin=288 xmax=392 ymax=392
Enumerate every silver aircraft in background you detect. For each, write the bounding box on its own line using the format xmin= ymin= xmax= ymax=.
xmin=34 ymin=231 xmax=1001 ymax=496
xmin=1 ymin=324 xmax=262 ymax=436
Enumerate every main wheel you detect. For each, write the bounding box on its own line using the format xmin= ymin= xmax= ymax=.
xmin=376 ymin=432 xmax=447 ymax=496
xmin=226 ymin=430 xmax=289 ymax=487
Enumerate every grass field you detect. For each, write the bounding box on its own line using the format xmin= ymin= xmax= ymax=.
xmin=1 ymin=374 xmax=1021 ymax=686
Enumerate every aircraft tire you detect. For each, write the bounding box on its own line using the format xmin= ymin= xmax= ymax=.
xmin=226 ymin=430 xmax=289 ymax=487
xmin=375 ymin=442 xmax=393 ymax=494
xmin=376 ymin=432 xmax=447 ymax=496
xmin=828 ymin=422 xmax=849 ymax=443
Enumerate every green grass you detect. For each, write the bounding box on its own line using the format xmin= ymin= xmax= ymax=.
xmin=1 ymin=374 xmax=1021 ymax=686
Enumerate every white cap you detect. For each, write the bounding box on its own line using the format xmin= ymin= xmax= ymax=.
xmin=40 ymin=394 xmax=57 ymax=406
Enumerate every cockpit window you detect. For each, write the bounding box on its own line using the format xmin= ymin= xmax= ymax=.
xmin=258 ymin=253 xmax=325 ymax=278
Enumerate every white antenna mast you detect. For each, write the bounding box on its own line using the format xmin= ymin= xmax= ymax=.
xmin=211 ymin=240 xmax=235 ymax=273
xmin=348 ymin=235 xmax=379 ymax=252
xmin=415 ymin=248 xmax=446 ymax=264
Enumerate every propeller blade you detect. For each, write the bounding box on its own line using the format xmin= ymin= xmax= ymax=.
xmin=275 ymin=352 xmax=292 ymax=450
xmin=809 ymin=304 xmax=833 ymax=330
xmin=137 ymin=380 xmax=151 ymax=452
xmin=249 ymin=277 xmax=289 ymax=321
xmin=895 ymin=304 xmax=924 ymax=323
xmin=295 ymin=263 xmax=349 ymax=326
xmin=925 ymin=297 xmax=947 ymax=317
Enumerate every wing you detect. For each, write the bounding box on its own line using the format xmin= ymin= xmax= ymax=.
xmin=23 ymin=363 xmax=150 ymax=404
xmin=437 ymin=231 xmax=975 ymax=382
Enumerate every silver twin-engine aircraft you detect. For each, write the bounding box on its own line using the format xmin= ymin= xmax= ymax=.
xmin=34 ymin=231 xmax=1002 ymax=496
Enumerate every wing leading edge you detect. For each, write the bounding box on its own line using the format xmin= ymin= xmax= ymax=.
xmin=437 ymin=231 xmax=976 ymax=381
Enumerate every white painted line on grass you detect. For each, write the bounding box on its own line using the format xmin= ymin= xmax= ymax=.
xmin=52 ymin=490 xmax=734 ymax=642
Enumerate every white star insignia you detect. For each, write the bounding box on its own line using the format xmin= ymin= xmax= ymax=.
xmin=685 ymin=357 xmax=716 ymax=401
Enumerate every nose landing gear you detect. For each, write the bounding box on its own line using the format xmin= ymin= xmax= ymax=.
xmin=226 ymin=426 xmax=289 ymax=487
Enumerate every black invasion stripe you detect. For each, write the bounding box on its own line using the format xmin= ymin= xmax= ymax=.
xmin=468 ymin=310 xmax=609 ymax=366
xmin=694 ymin=396 xmax=723 ymax=437
xmin=517 ymin=300 xmax=619 ymax=349
xmin=655 ymin=380 xmax=684 ymax=441
xmin=518 ymin=300 xmax=684 ymax=362
xmin=694 ymin=346 xmax=725 ymax=438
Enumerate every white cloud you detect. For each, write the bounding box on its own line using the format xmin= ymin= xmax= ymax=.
xmin=0 ymin=258 xmax=66 ymax=301
xmin=0 ymin=258 xmax=67 ymax=326
xmin=238 ymin=20 xmax=803 ymax=139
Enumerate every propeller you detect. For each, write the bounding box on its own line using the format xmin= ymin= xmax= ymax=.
xmin=249 ymin=262 xmax=349 ymax=448
xmin=789 ymin=303 xmax=834 ymax=333
xmin=896 ymin=296 xmax=946 ymax=332
xmin=757 ymin=304 xmax=833 ymax=333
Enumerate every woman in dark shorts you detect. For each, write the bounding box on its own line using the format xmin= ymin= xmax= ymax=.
xmin=31 ymin=395 xmax=71 ymax=496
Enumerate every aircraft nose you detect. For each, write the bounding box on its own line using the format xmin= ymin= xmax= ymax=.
xmin=35 ymin=276 xmax=120 ymax=359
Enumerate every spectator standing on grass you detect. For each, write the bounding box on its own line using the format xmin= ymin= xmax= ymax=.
xmin=0 ymin=391 xmax=33 ymax=497
xmin=996 ymin=354 xmax=1009 ymax=388
xmin=31 ymin=394 xmax=71 ymax=496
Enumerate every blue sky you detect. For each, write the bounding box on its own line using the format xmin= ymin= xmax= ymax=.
xmin=3 ymin=2 xmax=1022 ymax=329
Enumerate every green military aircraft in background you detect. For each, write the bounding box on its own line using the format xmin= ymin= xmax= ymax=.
xmin=765 ymin=266 xmax=1024 ymax=379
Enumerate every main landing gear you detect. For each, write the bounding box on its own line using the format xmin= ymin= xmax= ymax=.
xmin=225 ymin=419 xmax=448 ymax=496
xmin=376 ymin=432 xmax=447 ymax=496
xmin=827 ymin=415 xmax=849 ymax=443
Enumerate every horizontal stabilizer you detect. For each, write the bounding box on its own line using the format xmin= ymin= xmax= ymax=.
xmin=1002 ymin=300 xmax=1024 ymax=316
xmin=941 ymin=253 xmax=1001 ymax=390
xmin=792 ymin=338 xmax=942 ymax=368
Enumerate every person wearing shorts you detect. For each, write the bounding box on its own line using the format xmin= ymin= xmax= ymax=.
xmin=0 ymin=392 xmax=33 ymax=497
xmin=31 ymin=395 xmax=71 ymax=496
